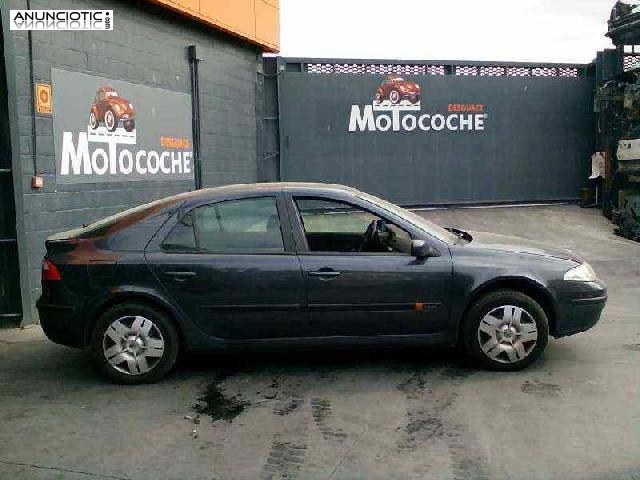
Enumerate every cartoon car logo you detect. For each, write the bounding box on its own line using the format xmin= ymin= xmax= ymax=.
xmin=89 ymin=86 xmax=136 ymax=132
xmin=374 ymin=76 xmax=421 ymax=105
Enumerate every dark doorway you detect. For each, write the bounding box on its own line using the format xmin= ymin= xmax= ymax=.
xmin=0 ymin=17 xmax=22 ymax=326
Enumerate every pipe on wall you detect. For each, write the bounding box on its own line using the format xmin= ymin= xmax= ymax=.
xmin=188 ymin=45 xmax=203 ymax=190
xmin=26 ymin=0 xmax=38 ymax=177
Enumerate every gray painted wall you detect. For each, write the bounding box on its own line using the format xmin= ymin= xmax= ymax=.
xmin=3 ymin=0 xmax=262 ymax=324
xmin=278 ymin=71 xmax=595 ymax=206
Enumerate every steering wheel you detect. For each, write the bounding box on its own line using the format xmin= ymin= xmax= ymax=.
xmin=359 ymin=219 xmax=381 ymax=252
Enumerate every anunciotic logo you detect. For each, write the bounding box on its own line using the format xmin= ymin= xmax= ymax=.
xmin=10 ymin=10 xmax=113 ymax=30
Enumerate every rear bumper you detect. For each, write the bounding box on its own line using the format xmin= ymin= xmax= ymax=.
xmin=37 ymin=301 xmax=86 ymax=348
xmin=552 ymin=280 xmax=607 ymax=338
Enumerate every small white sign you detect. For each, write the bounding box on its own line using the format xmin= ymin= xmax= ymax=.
xmin=10 ymin=10 xmax=113 ymax=30
xmin=617 ymin=139 xmax=640 ymax=161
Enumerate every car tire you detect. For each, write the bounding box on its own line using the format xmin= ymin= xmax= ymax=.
xmin=104 ymin=109 xmax=117 ymax=132
xmin=90 ymin=302 xmax=179 ymax=384
xmin=374 ymin=91 xmax=382 ymax=103
xmin=389 ymin=89 xmax=401 ymax=104
xmin=123 ymin=119 xmax=135 ymax=132
xmin=462 ymin=289 xmax=549 ymax=371
xmin=89 ymin=111 xmax=99 ymax=129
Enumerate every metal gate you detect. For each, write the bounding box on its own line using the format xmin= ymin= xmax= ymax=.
xmin=276 ymin=58 xmax=596 ymax=206
xmin=0 ymin=20 xmax=22 ymax=325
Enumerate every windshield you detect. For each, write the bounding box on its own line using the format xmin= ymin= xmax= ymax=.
xmin=357 ymin=192 xmax=459 ymax=244
xmin=106 ymin=91 xmax=118 ymax=97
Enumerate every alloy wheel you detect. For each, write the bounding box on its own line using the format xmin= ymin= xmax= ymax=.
xmin=102 ymin=315 xmax=165 ymax=375
xmin=477 ymin=305 xmax=538 ymax=364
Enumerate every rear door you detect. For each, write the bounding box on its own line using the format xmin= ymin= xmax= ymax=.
xmin=146 ymin=194 xmax=307 ymax=340
xmin=288 ymin=195 xmax=453 ymax=337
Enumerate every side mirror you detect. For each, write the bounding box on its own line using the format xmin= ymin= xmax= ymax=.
xmin=411 ymin=239 xmax=440 ymax=258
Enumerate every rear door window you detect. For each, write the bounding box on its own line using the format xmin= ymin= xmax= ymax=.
xmin=162 ymin=197 xmax=285 ymax=253
xmin=162 ymin=211 xmax=197 ymax=252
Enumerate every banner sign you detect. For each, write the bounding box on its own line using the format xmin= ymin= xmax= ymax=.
xmin=348 ymin=76 xmax=488 ymax=133
xmin=52 ymin=69 xmax=194 ymax=184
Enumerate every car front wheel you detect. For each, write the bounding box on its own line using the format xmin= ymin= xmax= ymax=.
xmin=104 ymin=109 xmax=117 ymax=132
xmin=462 ymin=289 xmax=549 ymax=371
xmin=91 ymin=302 xmax=179 ymax=384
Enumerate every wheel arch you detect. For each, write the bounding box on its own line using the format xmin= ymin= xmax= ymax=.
xmin=455 ymin=277 xmax=556 ymax=344
xmin=85 ymin=292 xmax=186 ymax=349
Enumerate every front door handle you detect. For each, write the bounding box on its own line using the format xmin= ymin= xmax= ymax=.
xmin=308 ymin=269 xmax=341 ymax=278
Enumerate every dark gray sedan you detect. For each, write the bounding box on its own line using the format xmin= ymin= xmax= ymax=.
xmin=37 ymin=183 xmax=607 ymax=383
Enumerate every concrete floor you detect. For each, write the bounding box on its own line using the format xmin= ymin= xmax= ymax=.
xmin=1 ymin=205 xmax=639 ymax=480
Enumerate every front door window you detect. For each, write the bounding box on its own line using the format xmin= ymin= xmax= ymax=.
xmin=295 ymin=198 xmax=412 ymax=254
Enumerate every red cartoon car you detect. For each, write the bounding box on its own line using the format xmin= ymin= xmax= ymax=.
xmin=375 ymin=76 xmax=421 ymax=104
xmin=89 ymin=86 xmax=135 ymax=132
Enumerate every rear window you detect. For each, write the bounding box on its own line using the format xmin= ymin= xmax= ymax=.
xmin=74 ymin=197 xmax=178 ymax=239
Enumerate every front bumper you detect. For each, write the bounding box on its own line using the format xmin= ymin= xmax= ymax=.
xmin=552 ymin=279 xmax=607 ymax=338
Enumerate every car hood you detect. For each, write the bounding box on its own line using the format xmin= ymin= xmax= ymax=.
xmin=110 ymin=98 xmax=133 ymax=111
xmin=462 ymin=230 xmax=584 ymax=263
xmin=399 ymin=82 xmax=419 ymax=91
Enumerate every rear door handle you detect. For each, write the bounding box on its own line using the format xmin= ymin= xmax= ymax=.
xmin=308 ymin=269 xmax=341 ymax=278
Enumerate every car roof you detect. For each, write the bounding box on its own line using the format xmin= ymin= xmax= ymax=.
xmin=48 ymin=183 xmax=367 ymax=245
xmin=170 ymin=182 xmax=362 ymax=204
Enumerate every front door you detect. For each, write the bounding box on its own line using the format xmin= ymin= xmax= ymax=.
xmin=290 ymin=197 xmax=452 ymax=337
xmin=146 ymin=195 xmax=306 ymax=340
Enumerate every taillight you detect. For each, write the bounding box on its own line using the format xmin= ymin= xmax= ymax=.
xmin=42 ymin=259 xmax=62 ymax=281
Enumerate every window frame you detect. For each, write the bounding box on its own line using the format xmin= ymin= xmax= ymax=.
xmin=159 ymin=194 xmax=294 ymax=255
xmin=288 ymin=195 xmax=415 ymax=257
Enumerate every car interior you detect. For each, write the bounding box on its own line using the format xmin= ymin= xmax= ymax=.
xmin=295 ymin=198 xmax=412 ymax=254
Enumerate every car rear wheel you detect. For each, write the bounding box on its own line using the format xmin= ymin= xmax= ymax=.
xmin=123 ymin=119 xmax=135 ymax=132
xmin=389 ymin=89 xmax=400 ymax=104
xmin=104 ymin=109 xmax=117 ymax=132
xmin=462 ymin=289 xmax=548 ymax=371
xmin=89 ymin=111 xmax=98 ymax=129
xmin=91 ymin=302 xmax=179 ymax=384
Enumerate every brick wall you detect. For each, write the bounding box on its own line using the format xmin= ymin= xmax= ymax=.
xmin=4 ymin=0 xmax=262 ymax=323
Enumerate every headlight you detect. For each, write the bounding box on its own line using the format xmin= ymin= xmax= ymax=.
xmin=564 ymin=262 xmax=596 ymax=282
xmin=114 ymin=104 xmax=121 ymax=113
